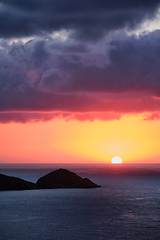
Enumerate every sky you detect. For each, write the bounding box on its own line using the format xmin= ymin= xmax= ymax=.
xmin=1 ymin=0 xmax=160 ymax=164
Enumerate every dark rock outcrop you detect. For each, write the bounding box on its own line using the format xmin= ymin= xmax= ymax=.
xmin=0 ymin=173 xmax=35 ymax=191
xmin=36 ymin=168 xmax=101 ymax=189
xmin=70 ymin=177 xmax=101 ymax=188
xmin=0 ymin=168 xmax=101 ymax=191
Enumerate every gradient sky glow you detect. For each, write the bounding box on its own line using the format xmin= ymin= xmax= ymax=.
xmin=1 ymin=114 xmax=160 ymax=164
xmin=1 ymin=0 xmax=160 ymax=164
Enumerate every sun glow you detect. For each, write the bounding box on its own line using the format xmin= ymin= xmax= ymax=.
xmin=111 ymin=156 xmax=122 ymax=164
xmin=1 ymin=114 xmax=160 ymax=164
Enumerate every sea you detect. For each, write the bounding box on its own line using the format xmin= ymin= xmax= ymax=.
xmin=0 ymin=164 xmax=160 ymax=240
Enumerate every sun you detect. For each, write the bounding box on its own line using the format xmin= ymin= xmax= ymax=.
xmin=111 ymin=156 xmax=122 ymax=164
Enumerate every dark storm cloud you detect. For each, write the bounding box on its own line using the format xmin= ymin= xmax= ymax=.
xmin=0 ymin=0 xmax=160 ymax=39
xmin=1 ymin=32 xmax=158 ymax=89
xmin=1 ymin=30 xmax=160 ymax=122
xmin=51 ymin=30 xmax=160 ymax=95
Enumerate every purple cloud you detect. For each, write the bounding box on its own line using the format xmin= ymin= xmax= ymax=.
xmin=0 ymin=28 xmax=160 ymax=122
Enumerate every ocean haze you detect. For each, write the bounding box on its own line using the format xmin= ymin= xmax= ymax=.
xmin=0 ymin=163 xmax=160 ymax=183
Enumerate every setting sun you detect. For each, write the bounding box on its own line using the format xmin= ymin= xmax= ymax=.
xmin=111 ymin=156 xmax=122 ymax=164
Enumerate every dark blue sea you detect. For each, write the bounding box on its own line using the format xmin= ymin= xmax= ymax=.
xmin=0 ymin=164 xmax=160 ymax=240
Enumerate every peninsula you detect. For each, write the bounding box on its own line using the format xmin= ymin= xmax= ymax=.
xmin=0 ymin=168 xmax=101 ymax=191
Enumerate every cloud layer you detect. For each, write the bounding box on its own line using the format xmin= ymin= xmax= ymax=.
xmin=1 ymin=1 xmax=160 ymax=122
xmin=0 ymin=0 xmax=160 ymax=39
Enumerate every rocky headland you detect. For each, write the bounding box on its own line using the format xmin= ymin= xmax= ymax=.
xmin=0 ymin=168 xmax=101 ymax=191
xmin=36 ymin=168 xmax=101 ymax=189
xmin=0 ymin=173 xmax=35 ymax=191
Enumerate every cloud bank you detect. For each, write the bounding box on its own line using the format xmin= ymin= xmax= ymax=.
xmin=0 ymin=0 xmax=159 ymax=40
xmin=1 ymin=0 xmax=160 ymax=122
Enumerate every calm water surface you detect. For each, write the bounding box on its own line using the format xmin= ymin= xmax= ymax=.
xmin=0 ymin=164 xmax=160 ymax=240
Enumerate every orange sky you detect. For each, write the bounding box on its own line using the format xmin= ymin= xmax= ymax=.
xmin=0 ymin=114 xmax=160 ymax=164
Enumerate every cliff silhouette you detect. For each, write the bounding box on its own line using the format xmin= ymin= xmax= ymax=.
xmin=0 ymin=168 xmax=101 ymax=191
xmin=36 ymin=168 xmax=101 ymax=189
xmin=0 ymin=173 xmax=35 ymax=191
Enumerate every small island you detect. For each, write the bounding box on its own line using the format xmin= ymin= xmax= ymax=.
xmin=0 ymin=168 xmax=101 ymax=191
